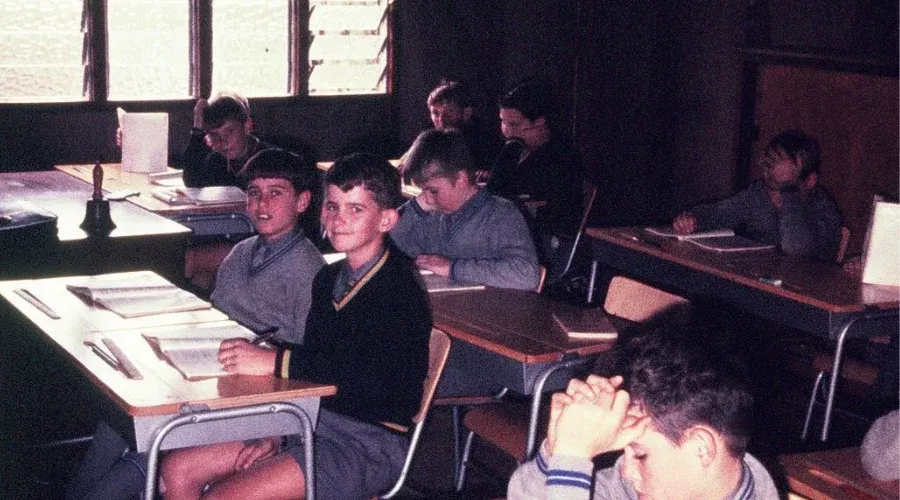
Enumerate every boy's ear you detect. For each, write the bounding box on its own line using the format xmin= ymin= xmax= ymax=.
xmin=294 ymin=190 xmax=311 ymax=214
xmin=378 ymin=208 xmax=399 ymax=233
xmin=686 ymin=426 xmax=719 ymax=468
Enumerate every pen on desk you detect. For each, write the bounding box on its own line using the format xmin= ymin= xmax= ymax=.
xmin=251 ymin=328 xmax=279 ymax=346
xmin=14 ymin=288 xmax=60 ymax=319
xmin=89 ymin=343 xmax=121 ymax=372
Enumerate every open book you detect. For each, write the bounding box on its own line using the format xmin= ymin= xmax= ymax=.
xmin=645 ymin=226 xmax=736 ymax=241
xmin=151 ymin=186 xmax=246 ymax=206
xmin=67 ymin=272 xmax=211 ymax=318
xmin=142 ymin=321 xmax=259 ymax=380
xmin=421 ymin=273 xmax=485 ymax=293
xmin=552 ymin=307 xmax=618 ymax=340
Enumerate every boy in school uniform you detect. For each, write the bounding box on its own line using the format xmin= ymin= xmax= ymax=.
xmin=161 ymin=153 xmax=432 ymax=500
xmin=487 ymin=80 xmax=586 ymax=280
xmin=391 ymin=128 xmax=542 ymax=291
xmin=425 ymin=78 xmax=501 ymax=173
xmin=210 ymin=148 xmax=325 ymax=344
xmin=65 ymin=148 xmax=324 ymax=500
xmin=673 ymin=130 xmax=841 ymax=261
xmin=508 ymin=330 xmax=779 ymax=500
xmin=182 ymin=91 xmax=271 ymax=188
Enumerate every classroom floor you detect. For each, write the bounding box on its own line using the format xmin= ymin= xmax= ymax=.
xmin=8 ymin=334 xmax=885 ymax=500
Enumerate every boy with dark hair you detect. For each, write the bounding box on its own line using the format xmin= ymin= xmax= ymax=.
xmin=426 ymin=78 xmax=500 ymax=171
xmin=66 ymin=148 xmax=324 ymax=500
xmin=508 ymin=330 xmax=778 ymax=500
xmin=210 ymin=148 xmax=324 ymax=344
xmin=182 ymin=91 xmax=271 ymax=188
xmin=488 ymin=79 xmax=586 ymax=281
xmin=161 ymin=153 xmax=432 ymax=500
xmin=673 ymin=129 xmax=841 ymax=261
xmin=391 ymin=129 xmax=542 ymax=291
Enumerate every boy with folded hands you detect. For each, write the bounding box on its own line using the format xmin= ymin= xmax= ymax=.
xmin=508 ymin=331 xmax=778 ymax=500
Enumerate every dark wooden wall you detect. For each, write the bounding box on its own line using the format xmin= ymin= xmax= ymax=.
xmin=1 ymin=0 xmax=896 ymax=234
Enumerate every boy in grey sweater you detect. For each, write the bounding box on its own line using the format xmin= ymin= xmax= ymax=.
xmin=391 ymin=129 xmax=541 ymax=291
xmin=508 ymin=330 xmax=779 ymax=500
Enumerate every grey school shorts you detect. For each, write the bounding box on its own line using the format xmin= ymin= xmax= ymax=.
xmin=283 ymin=409 xmax=409 ymax=500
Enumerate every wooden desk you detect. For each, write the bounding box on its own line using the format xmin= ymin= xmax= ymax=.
xmin=0 ymin=272 xmax=336 ymax=453
xmin=781 ymin=447 xmax=899 ymax=500
xmin=588 ymin=226 xmax=899 ymax=440
xmin=430 ymin=287 xmax=615 ymax=457
xmin=0 ymin=171 xmax=191 ymax=284
xmin=56 ymin=163 xmax=246 ymax=215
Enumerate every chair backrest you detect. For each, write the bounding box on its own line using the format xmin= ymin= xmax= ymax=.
xmin=836 ymin=226 xmax=850 ymax=263
xmin=378 ymin=328 xmax=452 ymax=499
xmin=412 ymin=328 xmax=452 ymax=424
xmin=603 ymin=276 xmax=689 ymax=322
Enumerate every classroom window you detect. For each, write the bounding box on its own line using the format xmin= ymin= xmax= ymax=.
xmin=107 ymin=0 xmax=190 ymax=100
xmin=0 ymin=1 xmax=85 ymax=103
xmin=0 ymin=0 xmax=392 ymax=103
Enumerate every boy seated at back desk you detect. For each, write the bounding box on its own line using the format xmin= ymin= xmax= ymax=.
xmin=508 ymin=329 xmax=779 ymax=500
xmin=161 ymin=153 xmax=432 ymax=500
xmin=672 ymin=130 xmax=841 ymax=261
xmin=391 ymin=128 xmax=542 ymax=291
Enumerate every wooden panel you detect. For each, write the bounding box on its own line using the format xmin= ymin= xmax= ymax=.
xmin=755 ymin=65 xmax=899 ymax=256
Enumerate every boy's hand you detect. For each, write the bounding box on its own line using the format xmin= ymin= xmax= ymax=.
xmin=219 ymin=339 xmax=277 ymax=375
xmin=673 ymin=212 xmax=697 ymax=234
xmin=193 ymin=98 xmax=208 ymax=129
xmin=550 ymin=375 xmax=649 ymax=459
xmin=234 ymin=436 xmax=280 ymax=471
xmin=416 ymin=254 xmax=452 ymax=277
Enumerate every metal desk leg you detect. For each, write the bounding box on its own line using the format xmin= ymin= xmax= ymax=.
xmin=821 ymin=310 xmax=898 ymax=442
xmin=144 ymin=402 xmax=315 ymax=500
xmin=525 ymin=357 xmax=595 ymax=460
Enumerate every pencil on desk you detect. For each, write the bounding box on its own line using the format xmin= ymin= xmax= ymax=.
xmin=251 ymin=328 xmax=278 ymax=346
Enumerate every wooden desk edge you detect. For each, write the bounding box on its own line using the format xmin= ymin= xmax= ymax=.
xmin=587 ymin=227 xmax=868 ymax=314
xmin=125 ymin=382 xmax=337 ymax=417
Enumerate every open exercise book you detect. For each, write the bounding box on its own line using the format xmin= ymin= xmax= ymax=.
xmin=66 ymin=272 xmax=211 ymax=318
xmin=552 ymin=307 xmax=618 ymax=340
xmin=142 ymin=321 xmax=259 ymax=380
xmin=151 ymin=186 xmax=246 ymax=206
xmin=645 ymin=227 xmax=774 ymax=252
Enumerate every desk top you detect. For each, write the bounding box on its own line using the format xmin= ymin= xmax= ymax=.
xmin=0 ymin=272 xmax=335 ymax=417
xmin=781 ymin=447 xmax=899 ymax=500
xmin=588 ymin=227 xmax=899 ymax=314
xmin=56 ymin=164 xmax=246 ymax=215
xmin=0 ymin=171 xmax=191 ymax=241
xmin=430 ymin=287 xmax=615 ymax=364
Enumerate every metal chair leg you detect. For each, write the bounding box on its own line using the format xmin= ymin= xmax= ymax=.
xmin=587 ymin=260 xmax=599 ymax=304
xmin=801 ymin=371 xmax=825 ymax=440
xmin=455 ymin=430 xmax=476 ymax=493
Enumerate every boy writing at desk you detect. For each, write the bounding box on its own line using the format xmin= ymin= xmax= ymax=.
xmin=672 ymin=130 xmax=841 ymax=261
xmin=161 ymin=154 xmax=432 ymax=500
xmin=391 ymin=128 xmax=541 ymax=291
xmin=508 ymin=330 xmax=778 ymax=500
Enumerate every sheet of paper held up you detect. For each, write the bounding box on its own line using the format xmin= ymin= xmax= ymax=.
xmin=121 ymin=110 xmax=168 ymax=174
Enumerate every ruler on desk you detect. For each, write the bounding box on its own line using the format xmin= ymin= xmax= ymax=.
xmin=102 ymin=338 xmax=144 ymax=380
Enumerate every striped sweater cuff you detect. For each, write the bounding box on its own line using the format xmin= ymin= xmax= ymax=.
xmin=546 ymin=454 xmax=594 ymax=494
xmin=274 ymin=347 xmax=292 ymax=379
